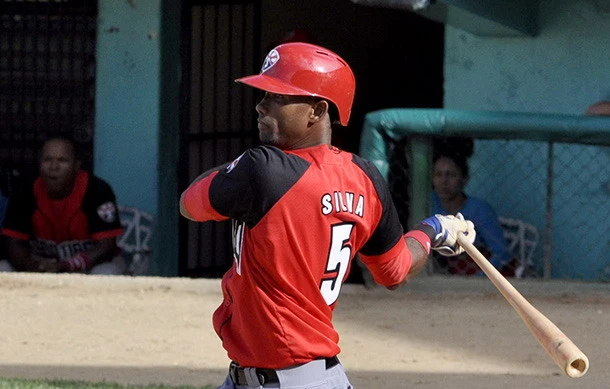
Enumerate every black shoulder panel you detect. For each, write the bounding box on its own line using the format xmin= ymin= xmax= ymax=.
xmin=351 ymin=154 xmax=404 ymax=256
xmin=209 ymin=146 xmax=311 ymax=227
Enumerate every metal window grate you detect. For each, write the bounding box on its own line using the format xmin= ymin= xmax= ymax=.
xmin=0 ymin=0 xmax=97 ymax=186
xmin=180 ymin=1 xmax=261 ymax=277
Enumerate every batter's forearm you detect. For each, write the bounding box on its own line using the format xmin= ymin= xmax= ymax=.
xmin=180 ymin=162 xmax=231 ymax=222
xmin=385 ymin=230 xmax=433 ymax=289
xmin=384 ymin=237 xmax=431 ymax=290
xmin=179 ymin=191 xmax=195 ymax=220
xmin=184 ymin=162 xmax=231 ymax=192
xmin=403 ymin=237 xmax=429 ymax=282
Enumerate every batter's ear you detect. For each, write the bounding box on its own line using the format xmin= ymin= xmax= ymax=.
xmin=309 ymin=100 xmax=329 ymax=123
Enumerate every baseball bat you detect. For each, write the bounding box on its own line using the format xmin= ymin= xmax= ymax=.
xmin=456 ymin=233 xmax=589 ymax=378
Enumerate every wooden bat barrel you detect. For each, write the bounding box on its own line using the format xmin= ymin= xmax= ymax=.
xmin=456 ymin=234 xmax=589 ymax=378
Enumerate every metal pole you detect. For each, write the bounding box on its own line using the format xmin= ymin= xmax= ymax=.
xmin=544 ymin=142 xmax=554 ymax=279
xmin=408 ymin=136 xmax=432 ymax=230
xmin=407 ymin=137 xmax=432 ymax=275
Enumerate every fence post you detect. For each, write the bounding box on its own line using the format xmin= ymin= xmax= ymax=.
xmin=408 ymin=136 xmax=432 ymax=230
xmin=543 ymin=142 xmax=554 ymax=279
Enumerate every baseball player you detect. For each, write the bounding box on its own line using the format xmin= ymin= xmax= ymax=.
xmin=0 ymin=136 xmax=125 ymax=274
xmin=180 ymin=42 xmax=475 ymax=389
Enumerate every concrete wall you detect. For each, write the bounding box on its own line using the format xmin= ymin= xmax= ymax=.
xmin=443 ymin=0 xmax=610 ymax=279
xmin=445 ymin=0 xmax=610 ymax=113
xmin=94 ymin=0 xmax=180 ymax=276
xmin=95 ymin=0 xmax=161 ymax=213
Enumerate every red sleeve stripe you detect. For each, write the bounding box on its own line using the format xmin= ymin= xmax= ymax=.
xmin=404 ymin=230 xmax=432 ymax=255
xmin=359 ymin=237 xmax=412 ymax=287
xmin=1 ymin=228 xmax=30 ymax=240
xmin=92 ymin=228 xmax=125 ymax=240
xmin=183 ymin=172 xmax=228 ymax=222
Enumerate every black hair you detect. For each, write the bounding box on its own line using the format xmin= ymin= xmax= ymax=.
xmin=432 ymin=136 xmax=474 ymax=176
xmin=40 ymin=135 xmax=81 ymax=161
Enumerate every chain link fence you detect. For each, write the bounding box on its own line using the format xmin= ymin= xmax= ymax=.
xmin=360 ymin=109 xmax=610 ymax=282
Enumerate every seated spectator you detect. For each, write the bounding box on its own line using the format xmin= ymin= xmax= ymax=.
xmin=431 ymin=149 xmax=513 ymax=276
xmin=0 ymin=136 xmax=125 ymax=274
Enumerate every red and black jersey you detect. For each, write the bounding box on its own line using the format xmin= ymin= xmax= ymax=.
xmin=182 ymin=145 xmax=413 ymax=368
xmin=1 ymin=170 xmax=123 ymax=261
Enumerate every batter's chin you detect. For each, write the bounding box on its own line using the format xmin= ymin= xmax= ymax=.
xmin=259 ymin=137 xmax=278 ymax=147
xmin=258 ymin=129 xmax=278 ymax=146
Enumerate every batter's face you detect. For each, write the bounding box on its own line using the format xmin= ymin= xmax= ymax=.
xmin=255 ymin=92 xmax=322 ymax=149
xmin=432 ymin=156 xmax=468 ymax=202
xmin=39 ymin=139 xmax=80 ymax=198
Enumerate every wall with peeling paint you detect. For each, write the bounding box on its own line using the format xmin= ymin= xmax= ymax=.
xmin=444 ymin=0 xmax=610 ymax=279
xmin=93 ymin=0 xmax=169 ymax=275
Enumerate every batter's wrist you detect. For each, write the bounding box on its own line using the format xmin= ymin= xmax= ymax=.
xmin=404 ymin=230 xmax=432 ymax=255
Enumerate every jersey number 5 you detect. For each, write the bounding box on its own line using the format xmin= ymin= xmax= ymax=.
xmin=320 ymin=223 xmax=354 ymax=305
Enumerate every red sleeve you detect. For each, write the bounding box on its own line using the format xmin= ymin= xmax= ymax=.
xmin=183 ymin=171 xmax=229 ymax=222
xmin=404 ymin=230 xmax=432 ymax=255
xmin=359 ymin=237 xmax=412 ymax=287
xmin=1 ymin=228 xmax=29 ymax=240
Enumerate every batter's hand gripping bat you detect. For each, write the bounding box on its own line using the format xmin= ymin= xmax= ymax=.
xmin=456 ymin=233 xmax=589 ymax=378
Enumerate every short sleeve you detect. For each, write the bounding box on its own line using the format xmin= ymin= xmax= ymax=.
xmin=82 ymin=176 xmax=123 ymax=238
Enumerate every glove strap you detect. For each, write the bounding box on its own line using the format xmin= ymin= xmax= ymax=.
xmin=404 ymin=230 xmax=431 ymax=255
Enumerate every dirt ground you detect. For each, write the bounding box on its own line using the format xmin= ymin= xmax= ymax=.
xmin=0 ymin=273 xmax=608 ymax=389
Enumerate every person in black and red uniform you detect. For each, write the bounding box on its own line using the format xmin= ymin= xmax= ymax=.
xmin=180 ymin=42 xmax=477 ymax=389
xmin=0 ymin=136 xmax=125 ymax=274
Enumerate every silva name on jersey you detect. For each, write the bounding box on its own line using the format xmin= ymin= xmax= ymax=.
xmin=320 ymin=191 xmax=364 ymax=217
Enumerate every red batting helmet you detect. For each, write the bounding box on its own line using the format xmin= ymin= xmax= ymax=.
xmin=235 ymin=42 xmax=356 ymax=126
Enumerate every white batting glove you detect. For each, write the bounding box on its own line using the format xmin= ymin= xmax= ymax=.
xmin=421 ymin=213 xmax=476 ymax=256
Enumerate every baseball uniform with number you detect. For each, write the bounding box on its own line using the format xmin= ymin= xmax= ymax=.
xmin=182 ymin=144 xmax=416 ymax=370
xmin=1 ymin=170 xmax=123 ymax=262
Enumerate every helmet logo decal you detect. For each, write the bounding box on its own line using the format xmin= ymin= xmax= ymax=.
xmin=261 ymin=49 xmax=279 ymax=73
